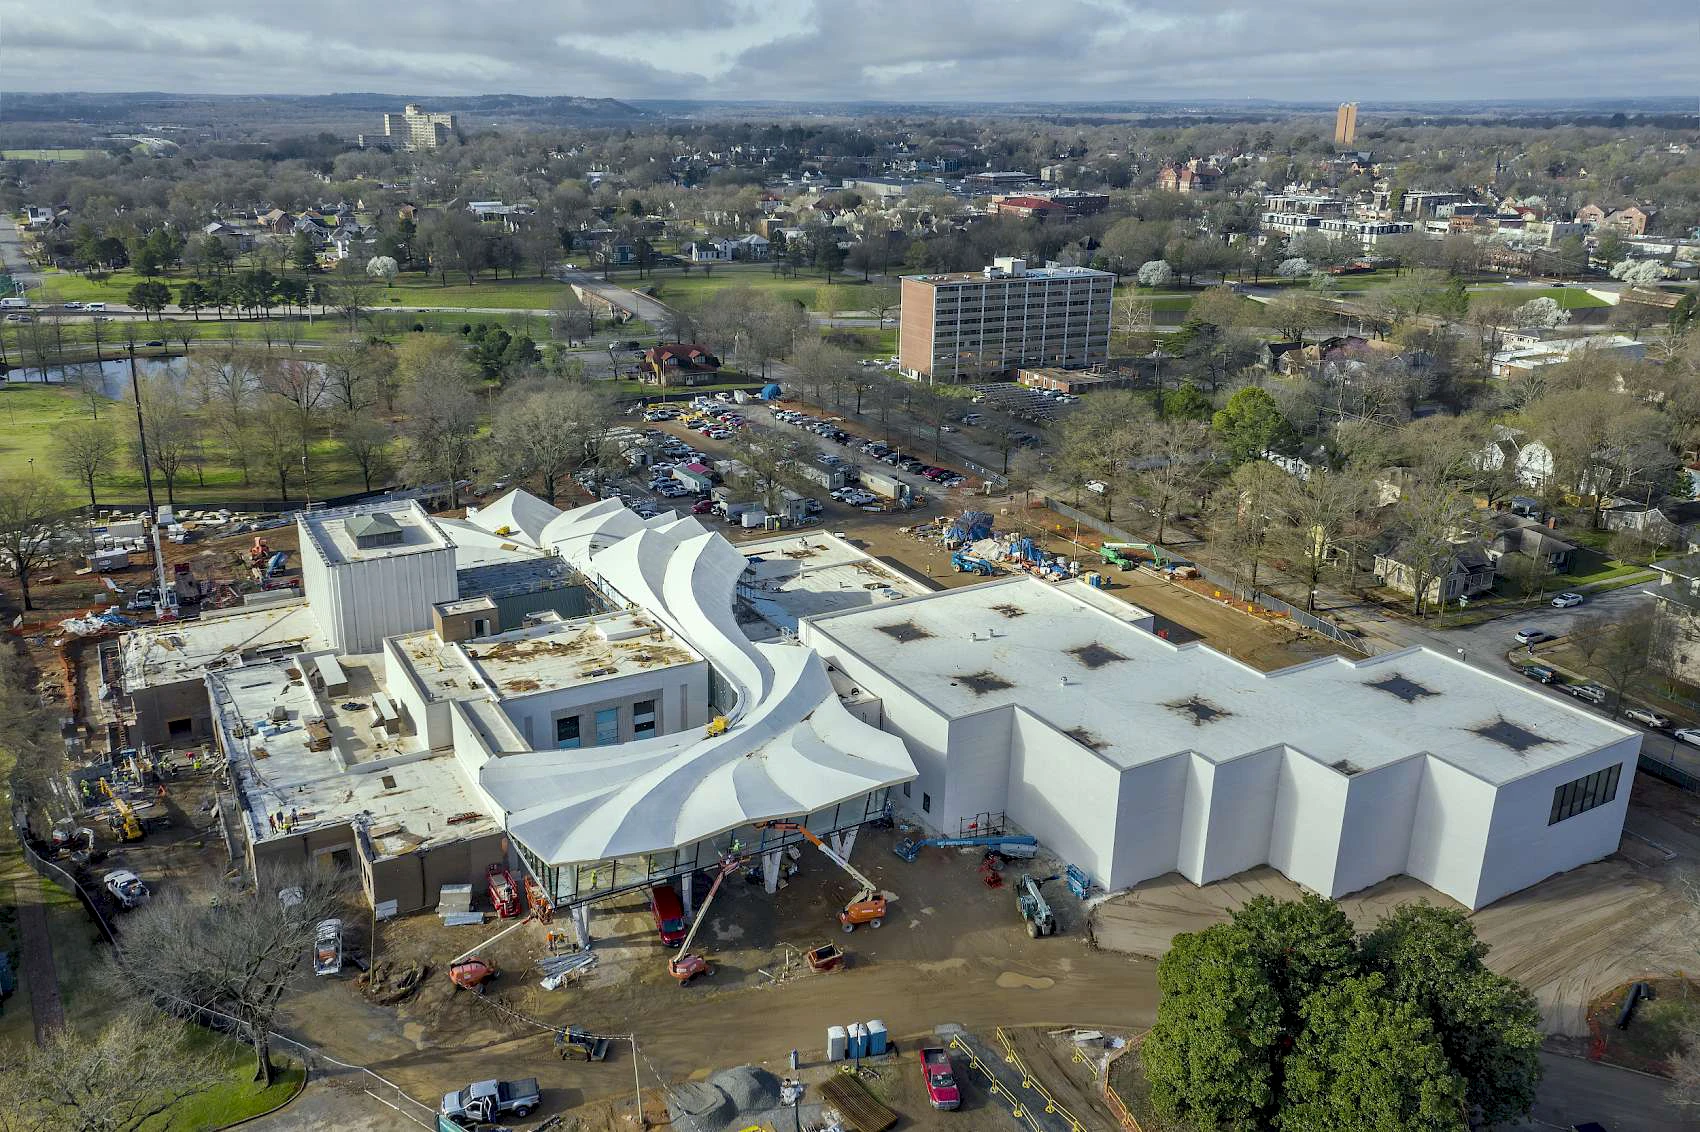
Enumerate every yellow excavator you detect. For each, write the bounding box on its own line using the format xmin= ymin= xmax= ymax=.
xmin=98 ymin=778 xmax=144 ymax=842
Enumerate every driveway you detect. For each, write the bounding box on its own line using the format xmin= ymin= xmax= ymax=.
xmin=246 ymin=1076 xmax=424 ymax=1132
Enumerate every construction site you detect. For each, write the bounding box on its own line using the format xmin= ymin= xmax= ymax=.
xmin=6 ymin=463 xmax=1690 ymax=1131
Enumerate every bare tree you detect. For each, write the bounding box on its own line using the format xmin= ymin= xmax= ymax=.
xmin=329 ymin=258 xmax=378 ymax=331
xmin=336 ymin=413 xmax=395 ymax=492
xmin=321 ymin=338 xmax=393 ymax=414
xmin=1207 ymin=460 xmax=1287 ymax=594
xmin=1388 ymin=480 xmax=1477 ymax=616
xmin=136 ymin=374 xmax=196 ymax=505
xmin=111 ymin=864 xmax=345 ymax=1087
xmin=549 ymin=292 xmax=596 ymax=344
xmin=402 ymin=368 xmax=482 ymax=506
xmin=0 ymin=644 xmax=63 ymax=810
xmin=53 ymin=418 xmax=120 ymax=507
xmin=0 ymin=1007 xmax=225 ymax=1132
xmin=1131 ymin=418 xmax=1211 ymax=546
xmin=260 ymin=357 xmax=332 ymax=467
xmin=1571 ymin=605 xmax=1663 ymax=719
xmin=1054 ymin=390 xmax=1152 ymax=520
xmin=0 ymin=473 xmax=72 ymax=611
xmin=490 ymin=380 xmax=616 ymax=503
xmin=190 ymin=348 xmax=261 ymax=486
xmin=788 ymin=337 xmax=856 ymax=410
xmin=1269 ymin=467 xmax=1376 ymax=611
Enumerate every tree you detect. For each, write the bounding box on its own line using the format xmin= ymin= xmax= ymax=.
xmin=1146 ymin=895 xmax=1537 ymax=1132
xmin=1136 ymin=259 xmax=1176 ymax=288
xmin=1264 ymin=291 xmax=1327 ymax=343
xmin=1213 ymin=386 xmax=1297 ymax=462
xmin=402 ymin=366 xmax=481 ymax=506
xmin=1361 ymin=904 xmax=1544 ymax=1128
xmin=813 ymin=237 xmax=847 ymax=282
xmin=489 ymin=381 xmax=616 ymax=503
xmin=868 ymin=285 xmax=901 ymax=330
xmin=1513 ymin=296 xmax=1570 ymax=329
xmin=136 ymin=374 xmax=195 ymax=505
xmin=549 ymin=293 xmax=595 ymax=345
xmin=321 ymin=338 xmax=394 ymax=414
xmin=1270 ymin=468 xmax=1375 ymax=611
xmin=0 ymin=473 xmax=70 ymax=611
xmin=111 ymin=865 xmax=345 ymax=1087
xmin=53 ymin=418 xmax=120 ymax=507
xmin=1132 ymin=419 xmax=1210 ymax=545
xmin=260 ymin=357 xmax=331 ymax=466
xmin=1276 ymin=256 xmax=1312 ymax=279
xmin=289 ymin=230 xmax=319 ymax=275
xmin=1053 ymin=390 xmax=1152 ymax=520
xmin=1571 ymin=604 xmax=1664 ymax=718
xmin=788 ymin=337 xmax=856 ymax=410
xmin=1389 ymin=479 xmax=1476 ymax=616
xmin=1281 ymin=974 xmax=1468 ymax=1132
xmin=365 ymin=254 xmax=399 ymax=287
xmin=336 ymin=413 xmax=395 ymax=492
xmin=176 ymin=280 xmax=209 ymax=320
xmin=126 ymin=280 xmax=171 ymax=319
xmin=0 ymin=1008 xmax=225 ymax=1132
xmin=328 ymin=259 xmax=377 ymax=331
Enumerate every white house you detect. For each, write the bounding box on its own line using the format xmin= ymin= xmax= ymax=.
xmin=801 ymin=575 xmax=1637 ymax=910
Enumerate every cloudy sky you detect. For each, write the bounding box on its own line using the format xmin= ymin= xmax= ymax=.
xmin=2 ymin=0 xmax=1695 ymax=102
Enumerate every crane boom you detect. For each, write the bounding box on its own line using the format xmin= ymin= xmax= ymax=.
xmin=757 ymin=822 xmax=894 ymax=902
xmin=672 ymin=856 xmax=739 ymax=963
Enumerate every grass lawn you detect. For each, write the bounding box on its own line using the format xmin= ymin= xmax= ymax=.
xmin=372 ymin=272 xmax=574 ymax=310
xmin=140 ymin=1046 xmax=305 ymax=1132
xmin=631 ymin=265 xmax=885 ymax=314
xmin=0 ymin=384 xmax=95 ymax=478
xmin=1473 ymin=284 xmax=1611 ymax=310
xmin=2 ymin=150 xmax=102 ymax=161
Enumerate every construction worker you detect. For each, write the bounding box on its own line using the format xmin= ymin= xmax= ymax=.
xmin=79 ymin=780 xmax=92 ymax=804
xmin=156 ymin=783 xmax=167 ymax=799
xmin=288 ymin=807 xmax=299 ymax=830
xmin=268 ymin=813 xmax=277 ymax=832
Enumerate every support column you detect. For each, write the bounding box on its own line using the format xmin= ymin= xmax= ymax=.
xmin=832 ymin=828 xmax=858 ymax=861
xmin=762 ymin=849 xmax=783 ymax=894
xmin=680 ymin=874 xmax=694 ymax=919
xmin=570 ymin=902 xmax=592 ymax=950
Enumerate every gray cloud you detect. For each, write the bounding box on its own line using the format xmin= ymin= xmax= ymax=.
xmin=0 ymin=0 xmax=1693 ymax=101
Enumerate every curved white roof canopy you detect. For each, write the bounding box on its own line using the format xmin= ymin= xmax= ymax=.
xmin=466 ymin=493 xmax=916 ymax=865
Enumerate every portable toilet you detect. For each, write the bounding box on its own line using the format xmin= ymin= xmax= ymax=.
xmin=826 ymin=1025 xmax=847 ymax=1062
xmin=847 ymin=1022 xmax=868 ymax=1060
xmin=866 ymin=1019 xmax=888 ymax=1056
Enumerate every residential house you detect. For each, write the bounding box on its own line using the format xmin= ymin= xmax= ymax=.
xmin=201 ymin=221 xmax=255 ymax=252
xmin=1482 ymin=512 xmax=1578 ymax=574
xmin=1156 ymin=160 xmax=1222 ymax=194
xmin=1477 ymin=427 xmax=1556 ymax=490
xmin=683 ymin=240 xmax=732 ymax=263
xmin=258 ymin=208 xmax=293 ymax=235
xmin=1374 ymin=540 xmax=1496 ymax=605
xmin=643 ymin=343 xmax=722 ymax=386
xmin=728 ymin=233 xmax=770 ymax=261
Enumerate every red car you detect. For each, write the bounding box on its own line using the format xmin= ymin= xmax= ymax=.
xmin=918 ymin=1047 xmax=960 ymax=1110
xmin=650 ymin=884 xmax=688 ymax=946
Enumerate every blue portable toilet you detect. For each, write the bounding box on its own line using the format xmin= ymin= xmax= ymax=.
xmin=761 ymin=383 xmax=783 ymax=400
xmin=846 ymin=1022 xmax=868 ymax=1060
xmin=865 ymin=1019 xmax=888 ymax=1056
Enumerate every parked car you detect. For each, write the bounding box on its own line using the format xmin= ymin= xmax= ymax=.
xmin=1086 ymin=480 xmax=1108 ymax=495
xmin=1522 ymin=664 xmax=1557 ymax=685
xmin=314 ymin=918 xmax=344 ymax=976
xmin=650 ymin=884 xmax=688 ymax=945
xmin=1624 ymin=707 xmax=1672 ymax=729
xmin=440 ymin=1079 xmax=541 ymax=1123
xmin=1565 ymin=683 xmax=1608 ymax=706
xmin=1674 ymin=728 xmax=1700 ymax=748
xmin=1514 ymin=627 xmax=1552 ymax=645
xmin=1551 ymin=592 xmax=1586 ymax=608
xmin=103 ymin=869 xmax=150 ymax=909
xmin=918 ymin=1047 xmax=960 ymax=1110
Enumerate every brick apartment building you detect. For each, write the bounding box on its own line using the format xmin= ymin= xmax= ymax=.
xmin=898 ymin=258 xmax=1114 ymax=383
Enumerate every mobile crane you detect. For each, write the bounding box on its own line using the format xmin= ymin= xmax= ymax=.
xmin=756 ymin=821 xmax=897 ymax=933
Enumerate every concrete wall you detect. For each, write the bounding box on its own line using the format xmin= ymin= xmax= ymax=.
xmin=1107 ymin=755 xmax=1188 ymax=890
xmin=811 ymin=649 xmax=953 ymax=828
xmin=130 ymin=679 xmax=213 ymax=747
xmin=364 ymin=830 xmax=507 ymax=915
xmin=1405 ymin=757 xmax=1495 ymax=905
xmin=1006 ymin=711 xmax=1123 ymax=885
xmin=383 ymin=637 xmax=451 ymax=747
xmin=497 ymin=661 xmax=708 ymax=749
xmin=1473 ymin=735 xmax=1637 ymax=908
xmin=941 ymin=706 xmax=1015 ymax=829
xmin=1267 ymin=750 xmax=1348 ymax=897
xmin=303 ymin=540 xmax=456 ymax=654
xmin=1188 ymin=748 xmax=1283 ymax=884
xmin=1332 ymin=755 xmax=1424 ymax=897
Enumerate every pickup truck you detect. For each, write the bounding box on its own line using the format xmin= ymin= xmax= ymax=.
xmin=439 ymin=1078 xmax=540 ymax=1122
xmin=918 ymin=1047 xmax=960 ymax=1110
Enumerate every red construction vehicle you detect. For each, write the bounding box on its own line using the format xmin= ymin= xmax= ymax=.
xmin=667 ymin=856 xmax=740 ymax=985
xmin=919 ymin=1047 xmax=960 ymax=1110
xmin=487 ymin=864 xmax=521 ymax=919
xmin=247 ymin=536 xmax=272 ymax=568
xmin=756 ymin=822 xmax=896 ymax=933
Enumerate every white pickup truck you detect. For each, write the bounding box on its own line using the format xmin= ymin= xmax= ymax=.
xmin=440 ymin=1078 xmax=540 ymax=1122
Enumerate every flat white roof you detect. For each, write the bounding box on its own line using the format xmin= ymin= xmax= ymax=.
xmin=209 ymin=657 xmax=497 ymax=852
xmin=121 ymin=601 xmax=325 ymax=691
xmin=737 ymin=532 xmax=931 ymax=639
xmin=300 ymin=500 xmax=452 ymax=566
xmin=805 ymin=576 xmax=1633 ymax=786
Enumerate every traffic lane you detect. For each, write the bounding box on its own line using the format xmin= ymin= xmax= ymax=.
xmin=1514 ymin=1050 xmax=1689 ymax=1132
xmin=1442 ymin=586 xmax=1658 ymax=668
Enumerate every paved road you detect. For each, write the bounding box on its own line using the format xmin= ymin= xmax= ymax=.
xmin=1515 ymin=1051 xmax=1688 ymax=1131
xmin=12 ymin=876 xmax=64 ymax=1043
xmin=560 ymin=269 xmax=675 ymax=326
xmin=244 ymin=1076 xmax=421 ymax=1132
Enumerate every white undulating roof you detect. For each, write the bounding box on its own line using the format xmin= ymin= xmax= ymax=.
xmin=804 ymin=576 xmax=1632 ymax=786
xmin=463 ymin=490 xmax=562 ymax=550
xmin=458 ymin=494 xmax=917 ymax=865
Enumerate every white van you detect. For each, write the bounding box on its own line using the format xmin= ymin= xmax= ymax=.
xmin=0 ymin=297 xmax=28 ymax=310
xmin=84 ymin=302 xmax=106 ymax=312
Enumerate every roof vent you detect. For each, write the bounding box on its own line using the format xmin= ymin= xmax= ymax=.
xmin=345 ymin=511 xmax=404 ymax=549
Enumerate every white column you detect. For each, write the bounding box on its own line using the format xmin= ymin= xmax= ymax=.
xmin=762 ymin=849 xmax=784 ymax=894
xmin=680 ymin=874 xmax=694 ymax=919
xmin=832 ymin=828 xmax=858 ymax=861
xmin=570 ymin=903 xmax=592 ymax=949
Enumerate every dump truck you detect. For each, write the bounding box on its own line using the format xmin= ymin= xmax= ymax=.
xmin=439 ymin=1078 xmax=540 ymax=1122
xmin=918 ymin=1047 xmax=961 ymax=1110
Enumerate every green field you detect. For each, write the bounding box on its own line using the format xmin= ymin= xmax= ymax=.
xmin=34 ymin=267 xmax=578 ymax=313
xmin=625 ymin=264 xmax=888 ymax=314
xmin=1508 ymin=286 xmax=1612 ymax=310
xmin=2 ymin=149 xmax=102 ymax=161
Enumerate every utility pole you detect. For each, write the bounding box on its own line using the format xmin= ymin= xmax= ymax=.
xmin=126 ymin=343 xmax=168 ymax=616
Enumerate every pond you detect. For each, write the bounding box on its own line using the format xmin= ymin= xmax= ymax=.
xmin=2 ymin=354 xmax=326 ymax=401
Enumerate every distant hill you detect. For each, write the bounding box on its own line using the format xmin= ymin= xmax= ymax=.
xmin=0 ymin=91 xmax=646 ymax=141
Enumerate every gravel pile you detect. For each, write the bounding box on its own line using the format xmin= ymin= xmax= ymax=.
xmin=708 ymin=1065 xmax=779 ymax=1113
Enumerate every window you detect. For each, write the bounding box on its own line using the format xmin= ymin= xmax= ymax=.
xmin=921 ymin=792 xmax=931 ymax=814
xmin=595 ymin=707 xmax=620 ymax=746
xmin=902 ymin=782 xmax=911 ymax=799
xmin=555 ymin=716 xmax=581 ymax=750
xmin=167 ymin=718 xmax=193 ymax=737
xmin=633 ymin=699 xmax=657 ymax=739
xmin=1548 ymin=763 xmax=1622 ymax=825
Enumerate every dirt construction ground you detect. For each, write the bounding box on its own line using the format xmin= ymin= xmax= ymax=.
xmin=278 ymin=825 xmax=1157 ymax=1117
xmin=1090 ymin=772 xmax=1700 ymax=1037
